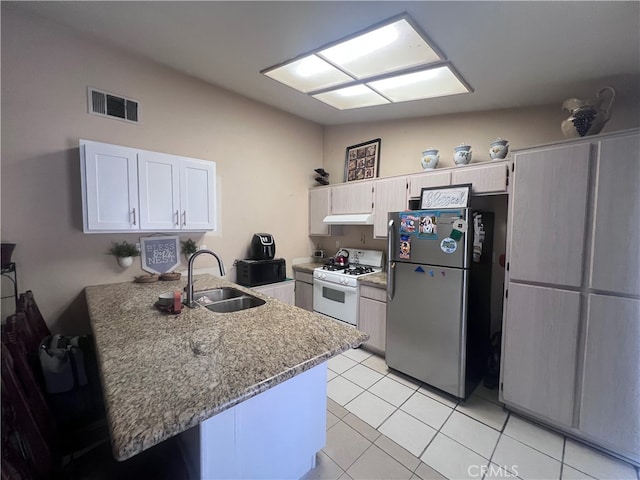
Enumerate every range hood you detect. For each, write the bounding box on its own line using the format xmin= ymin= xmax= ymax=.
xmin=323 ymin=214 xmax=374 ymax=225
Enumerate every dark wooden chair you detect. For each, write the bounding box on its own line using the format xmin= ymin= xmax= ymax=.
xmin=1 ymin=319 xmax=190 ymax=480
xmin=16 ymin=290 xmax=51 ymax=353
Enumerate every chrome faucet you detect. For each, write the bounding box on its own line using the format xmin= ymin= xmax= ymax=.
xmin=185 ymin=249 xmax=226 ymax=308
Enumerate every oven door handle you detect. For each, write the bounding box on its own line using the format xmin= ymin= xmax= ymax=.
xmin=313 ymin=277 xmax=357 ymax=292
xmin=387 ymin=219 xmax=395 ymax=301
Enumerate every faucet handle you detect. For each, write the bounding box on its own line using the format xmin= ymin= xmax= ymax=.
xmin=184 ymin=279 xmax=196 ymax=292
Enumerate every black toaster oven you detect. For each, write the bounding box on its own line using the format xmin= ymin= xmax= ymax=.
xmin=236 ymin=258 xmax=286 ymax=287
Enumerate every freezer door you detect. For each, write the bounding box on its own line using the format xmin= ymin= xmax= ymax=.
xmin=388 ymin=209 xmax=470 ymax=269
xmin=386 ymin=261 xmax=468 ymax=398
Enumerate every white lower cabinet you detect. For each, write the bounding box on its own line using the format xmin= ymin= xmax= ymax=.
xmin=578 ymin=294 xmax=640 ymax=460
xmin=358 ymin=285 xmax=386 ymax=354
xmin=501 ymin=283 xmax=580 ymax=427
xmin=251 ymin=280 xmax=295 ymax=305
xmin=294 ymin=271 xmax=313 ymax=311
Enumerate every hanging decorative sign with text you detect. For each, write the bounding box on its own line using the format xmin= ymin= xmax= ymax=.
xmin=420 ymin=184 xmax=472 ymax=210
xmin=140 ymin=235 xmax=181 ymax=274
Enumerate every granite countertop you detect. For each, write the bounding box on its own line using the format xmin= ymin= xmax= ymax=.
xmin=359 ymin=271 xmax=387 ymax=288
xmin=85 ymin=274 xmax=368 ymax=461
xmin=292 ymin=262 xmax=325 ymax=273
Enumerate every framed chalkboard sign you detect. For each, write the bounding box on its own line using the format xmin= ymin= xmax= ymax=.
xmin=140 ymin=235 xmax=181 ymax=274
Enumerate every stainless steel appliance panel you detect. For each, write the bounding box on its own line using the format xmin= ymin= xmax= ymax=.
xmin=386 ymin=262 xmax=468 ymax=398
xmin=388 ymin=209 xmax=470 ymax=269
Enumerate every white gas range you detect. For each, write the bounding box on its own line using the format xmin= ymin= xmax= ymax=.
xmin=313 ymin=249 xmax=384 ymax=326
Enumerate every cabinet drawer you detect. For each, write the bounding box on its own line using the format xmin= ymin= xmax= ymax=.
xmin=360 ymin=285 xmax=386 ymax=302
xmin=294 ymin=271 xmax=313 ymax=284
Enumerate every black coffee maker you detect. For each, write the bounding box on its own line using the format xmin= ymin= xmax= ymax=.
xmin=250 ymin=234 xmax=275 ymax=260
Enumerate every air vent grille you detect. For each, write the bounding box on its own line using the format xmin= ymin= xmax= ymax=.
xmin=88 ymin=87 xmax=139 ymax=124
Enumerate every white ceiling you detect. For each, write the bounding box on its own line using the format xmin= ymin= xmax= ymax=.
xmin=10 ymin=1 xmax=640 ymax=126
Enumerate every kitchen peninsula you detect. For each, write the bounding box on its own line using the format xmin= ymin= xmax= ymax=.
xmin=85 ymin=274 xmax=368 ymax=479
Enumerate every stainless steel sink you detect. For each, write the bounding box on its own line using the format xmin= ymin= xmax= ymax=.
xmin=203 ymin=296 xmax=266 ymax=313
xmin=193 ymin=287 xmax=266 ymax=313
xmin=193 ymin=287 xmax=245 ymax=304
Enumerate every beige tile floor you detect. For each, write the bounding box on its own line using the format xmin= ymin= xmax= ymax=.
xmin=303 ymin=348 xmax=640 ymax=480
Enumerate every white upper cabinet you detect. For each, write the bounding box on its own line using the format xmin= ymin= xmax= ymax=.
xmin=589 ymin=133 xmax=640 ymax=295
xmin=508 ymin=143 xmax=591 ymax=287
xmin=373 ymin=177 xmax=407 ymax=238
xmin=81 ymin=140 xmax=216 ymax=233
xmin=451 ymin=162 xmax=510 ymax=194
xmin=81 ymin=141 xmax=140 ymax=232
xmin=179 ymin=158 xmax=216 ymax=231
xmin=308 ymin=188 xmax=331 ymax=236
xmin=407 ymin=171 xmax=451 ymax=198
xmin=138 ymin=152 xmax=181 ymax=231
xmin=330 ymin=181 xmax=374 ymax=214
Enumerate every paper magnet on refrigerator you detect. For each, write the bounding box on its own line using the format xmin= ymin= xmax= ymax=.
xmin=399 ymin=235 xmax=412 ymax=259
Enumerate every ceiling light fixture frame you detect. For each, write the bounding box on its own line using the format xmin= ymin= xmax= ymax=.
xmin=260 ymin=12 xmax=473 ymax=109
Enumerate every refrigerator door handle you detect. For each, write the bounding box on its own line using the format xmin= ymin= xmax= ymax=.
xmin=387 ymin=219 xmax=395 ymax=301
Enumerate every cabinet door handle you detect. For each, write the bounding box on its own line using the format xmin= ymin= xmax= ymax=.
xmin=175 ymin=210 xmax=180 ymax=226
xmin=132 ymin=208 xmax=137 ymax=226
xmin=182 ymin=211 xmax=187 ymax=226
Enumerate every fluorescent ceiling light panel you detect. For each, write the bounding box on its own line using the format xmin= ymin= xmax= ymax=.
xmin=312 ymin=85 xmax=390 ymax=110
xmin=368 ymin=66 xmax=469 ymax=102
xmin=319 ymin=19 xmax=442 ymax=79
xmin=263 ymin=55 xmax=353 ymax=93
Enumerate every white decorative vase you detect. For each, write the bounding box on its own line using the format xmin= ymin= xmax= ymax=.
xmin=117 ymin=256 xmax=134 ymax=268
xmin=453 ymin=144 xmax=472 ymax=167
xmin=489 ymin=138 xmax=509 ymax=160
xmin=420 ymin=148 xmax=440 ymax=170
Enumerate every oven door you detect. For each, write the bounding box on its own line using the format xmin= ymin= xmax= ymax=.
xmin=313 ymin=277 xmax=358 ymax=326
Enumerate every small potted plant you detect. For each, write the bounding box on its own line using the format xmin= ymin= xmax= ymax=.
xmin=181 ymin=238 xmax=197 ymax=261
xmin=107 ymin=241 xmax=140 ymax=268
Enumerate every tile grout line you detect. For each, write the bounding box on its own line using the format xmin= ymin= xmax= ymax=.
xmin=333 ymin=352 xmax=640 ymax=480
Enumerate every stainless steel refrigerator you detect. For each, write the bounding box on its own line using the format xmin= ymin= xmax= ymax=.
xmin=386 ymin=208 xmax=493 ymax=399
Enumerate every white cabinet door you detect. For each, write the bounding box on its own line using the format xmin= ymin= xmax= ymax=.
xmin=270 ymin=281 xmax=295 ymax=305
xmin=407 ymin=171 xmax=451 ymax=198
xmin=358 ymin=297 xmax=386 ymax=353
xmin=180 ymin=158 xmax=216 ymax=231
xmin=81 ymin=141 xmax=139 ymax=232
xmin=589 ymin=133 xmax=640 ymax=296
xmin=509 ymin=143 xmax=591 ymax=287
xmin=451 ymin=162 xmax=510 ymax=194
xmin=579 ymin=294 xmax=640 ymax=461
xmin=331 ymin=181 xmax=374 ymax=214
xmin=294 ymin=272 xmax=314 ymax=311
xmin=253 ymin=281 xmax=295 ymax=305
xmin=138 ymin=152 xmax=181 ymax=231
xmin=358 ymin=293 xmax=386 ymax=354
xmin=373 ymin=177 xmax=407 ymax=238
xmin=502 ymin=283 xmax=581 ymax=427
xmin=309 ymin=188 xmax=331 ymax=236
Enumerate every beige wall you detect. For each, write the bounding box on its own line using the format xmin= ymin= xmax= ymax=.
xmin=3 ymin=7 xmax=639 ymax=333
xmin=315 ymin=99 xmax=639 ymax=256
xmin=321 ymin=102 xmax=640 ymax=181
xmin=1 ymin=7 xmax=321 ymax=332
